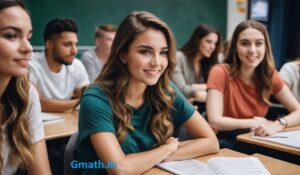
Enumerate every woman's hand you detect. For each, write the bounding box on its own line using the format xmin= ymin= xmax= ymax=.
xmin=193 ymin=91 xmax=207 ymax=102
xmin=191 ymin=84 xmax=207 ymax=91
xmin=251 ymin=120 xmax=284 ymax=136
xmin=163 ymin=137 xmax=180 ymax=162
xmin=165 ymin=137 xmax=179 ymax=153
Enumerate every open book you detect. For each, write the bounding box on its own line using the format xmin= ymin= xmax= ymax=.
xmin=157 ymin=157 xmax=270 ymax=175
xmin=252 ymin=129 xmax=300 ymax=148
xmin=41 ymin=113 xmax=65 ymax=124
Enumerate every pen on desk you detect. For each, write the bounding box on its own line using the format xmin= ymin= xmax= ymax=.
xmin=265 ymin=136 xmax=288 ymax=138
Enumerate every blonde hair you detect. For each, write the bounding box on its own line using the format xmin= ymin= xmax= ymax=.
xmin=95 ymin=24 xmax=117 ymax=38
xmin=94 ymin=11 xmax=176 ymax=145
xmin=0 ymin=77 xmax=34 ymax=172
xmin=225 ymin=20 xmax=275 ymax=105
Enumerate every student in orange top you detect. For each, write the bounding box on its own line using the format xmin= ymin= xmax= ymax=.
xmin=206 ymin=20 xmax=300 ymax=149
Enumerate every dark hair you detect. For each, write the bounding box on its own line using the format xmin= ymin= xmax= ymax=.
xmin=43 ymin=18 xmax=78 ymax=42
xmin=181 ymin=24 xmax=221 ymax=82
xmin=0 ymin=0 xmax=26 ymax=11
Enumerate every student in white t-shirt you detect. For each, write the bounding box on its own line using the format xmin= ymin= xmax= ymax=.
xmin=0 ymin=1 xmax=51 ymax=174
xmin=279 ymin=59 xmax=300 ymax=102
xmin=29 ymin=18 xmax=89 ymax=112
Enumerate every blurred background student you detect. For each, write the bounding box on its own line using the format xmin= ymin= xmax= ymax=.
xmin=29 ymin=18 xmax=89 ymax=112
xmin=81 ymin=24 xmax=117 ymax=82
xmin=207 ymin=20 xmax=300 ymax=149
xmin=0 ymin=0 xmax=51 ymax=174
xmin=279 ymin=58 xmax=300 ymax=103
xmin=172 ymin=24 xmax=221 ymax=106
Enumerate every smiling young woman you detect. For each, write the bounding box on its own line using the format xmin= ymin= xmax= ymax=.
xmin=76 ymin=11 xmax=219 ymax=175
xmin=206 ymin=19 xmax=300 ymax=149
xmin=172 ymin=24 xmax=221 ymax=103
xmin=0 ymin=0 xmax=51 ymax=174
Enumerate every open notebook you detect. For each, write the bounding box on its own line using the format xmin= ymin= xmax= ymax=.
xmin=252 ymin=129 xmax=300 ymax=148
xmin=41 ymin=113 xmax=65 ymax=124
xmin=157 ymin=157 xmax=270 ymax=175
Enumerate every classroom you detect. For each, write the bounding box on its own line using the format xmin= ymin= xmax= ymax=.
xmin=0 ymin=0 xmax=300 ymax=174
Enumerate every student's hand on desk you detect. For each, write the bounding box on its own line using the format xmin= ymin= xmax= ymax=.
xmin=71 ymin=98 xmax=80 ymax=110
xmin=163 ymin=137 xmax=179 ymax=162
xmin=165 ymin=137 xmax=179 ymax=151
xmin=251 ymin=121 xmax=284 ymax=137
xmin=251 ymin=117 xmax=272 ymax=136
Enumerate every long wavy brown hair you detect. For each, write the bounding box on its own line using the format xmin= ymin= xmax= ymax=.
xmin=224 ymin=20 xmax=275 ymax=105
xmin=94 ymin=11 xmax=177 ymax=145
xmin=181 ymin=24 xmax=221 ymax=82
xmin=0 ymin=0 xmax=34 ymax=172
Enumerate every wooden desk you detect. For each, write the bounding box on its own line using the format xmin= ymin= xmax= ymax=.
xmin=253 ymin=153 xmax=300 ymax=175
xmin=143 ymin=148 xmax=300 ymax=175
xmin=44 ymin=111 xmax=78 ymax=140
xmin=237 ymin=125 xmax=300 ymax=156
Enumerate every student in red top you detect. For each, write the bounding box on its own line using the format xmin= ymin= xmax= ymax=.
xmin=206 ymin=20 xmax=300 ymax=149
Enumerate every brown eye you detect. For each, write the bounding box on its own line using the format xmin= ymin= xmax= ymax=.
xmin=160 ymin=50 xmax=168 ymax=57
xmin=256 ymin=42 xmax=263 ymax=46
xmin=4 ymin=33 xmax=17 ymax=40
xmin=241 ymin=42 xmax=249 ymax=46
xmin=140 ymin=49 xmax=152 ymax=56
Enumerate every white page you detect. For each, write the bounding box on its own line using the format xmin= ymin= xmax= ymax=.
xmin=207 ymin=157 xmax=270 ymax=175
xmin=41 ymin=112 xmax=65 ymax=124
xmin=252 ymin=130 xmax=300 ymax=148
xmin=157 ymin=159 xmax=215 ymax=175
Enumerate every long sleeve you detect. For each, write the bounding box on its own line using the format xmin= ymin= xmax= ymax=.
xmin=172 ymin=51 xmax=196 ymax=98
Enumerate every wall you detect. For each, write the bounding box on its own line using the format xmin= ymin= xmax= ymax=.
xmin=26 ymin=0 xmax=226 ymax=48
xmin=227 ymin=0 xmax=248 ymax=40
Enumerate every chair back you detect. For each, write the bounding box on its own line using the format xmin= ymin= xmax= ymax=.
xmin=64 ymin=132 xmax=79 ymax=175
